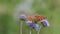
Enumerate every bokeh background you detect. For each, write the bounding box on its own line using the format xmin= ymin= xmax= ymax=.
xmin=0 ymin=0 xmax=60 ymax=34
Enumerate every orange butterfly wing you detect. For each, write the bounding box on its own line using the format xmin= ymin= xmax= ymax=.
xmin=35 ymin=16 xmax=46 ymax=21
xmin=28 ymin=17 xmax=34 ymax=23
